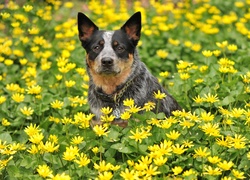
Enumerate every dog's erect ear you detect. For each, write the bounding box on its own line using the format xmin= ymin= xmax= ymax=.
xmin=77 ymin=12 xmax=99 ymax=45
xmin=121 ymin=12 xmax=141 ymax=46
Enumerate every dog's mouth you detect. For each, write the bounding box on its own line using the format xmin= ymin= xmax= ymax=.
xmin=97 ymin=67 xmax=121 ymax=75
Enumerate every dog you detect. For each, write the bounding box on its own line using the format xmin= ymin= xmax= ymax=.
xmin=77 ymin=11 xmax=181 ymax=127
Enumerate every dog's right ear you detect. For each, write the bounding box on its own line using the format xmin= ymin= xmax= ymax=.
xmin=77 ymin=12 xmax=99 ymax=46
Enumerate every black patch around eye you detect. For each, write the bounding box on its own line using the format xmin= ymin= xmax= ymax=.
xmin=112 ymin=30 xmax=135 ymax=60
xmin=112 ymin=30 xmax=135 ymax=53
xmin=84 ymin=31 xmax=104 ymax=61
xmin=83 ymin=31 xmax=103 ymax=51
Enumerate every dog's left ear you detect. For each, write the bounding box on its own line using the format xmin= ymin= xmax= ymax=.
xmin=121 ymin=12 xmax=141 ymax=46
xmin=78 ymin=12 xmax=99 ymax=47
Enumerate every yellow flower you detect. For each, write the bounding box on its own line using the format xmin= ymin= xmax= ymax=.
xmin=65 ymin=80 xmax=75 ymax=87
xmin=200 ymin=123 xmax=220 ymax=137
xmin=241 ymin=75 xmax=250 ymax=84
xmin=216 ymin=136 xmax=230 ymax=148
xmin=179 ymin=120 xmax=195 ymax=129
xmin=217 ymin=160 xmax=234 ymax=171
xmin=11 ymin=93 xmax=25 ymax=103
xmin=64 ymin=2 xmax=74 ymax=8
xmin=94 ymin=160 xmax=112 ymax=172
xmin=128 ymin=105 xmax=141 ymax=114
xmin=63 ymin=146 xmax=79 ymax=161
xmin=28 ymin=27 xmax=39 ymax=34
xmin=100 ymin=114 xmax=115 ymax=123
xmin=153 ymin=90 xmax=166 ymax=100
xmin=216 ymin=40 xmax=228 ymax=48
xmin=230 ymin=108 xmax=245 ymax=118
xmin=120 ymin=111 xmax=131 ymax=120
xmin=194 ymin=147 xmax=210 ymax=158
xmin=204 ymin=93 xmax=219 ymax=103
xmin=1 ymin=12 xmax=10 ymax=19
xmin=182 ymin=169 xmax=197 ymax=177
xmin=26 ymin=85 xmax=42 ymax=94
xmin=191 ymin=43 xmax=202 ymax=52
xmin=172 ymin=166 xmax=183 ymax=175
xmin=228 ymin=134 xmax=247 ymax=149
xmin=51 ymin=100 xmax=64 ymax=109
xmin=20 ymin=58 xmax=28 ymax=65
xmin=182 ymin=140 xmax=194 ymax=148
xmin=71 ymin=136 xmax=84 ymax=145
xmin=156 ymin=49 xmax=169 ymax=59
xmin=227 ymin=44 xmax=238 ymax=52
xmin=207 ymin=156 xmax=221 ymax=164
xmin=24 ymin=123 xmax=41 ymax=136
xmin=74 ymin=153 xmax=90 ymax=167
xmin=180 ymin=73 xmax=190 ymax=80
xmin=213 ymin=50 xmax=221 ymax=56
xmin=49 ymin=173 xmax=71 ymax=180
xmin=142 ymin=164 xmax=160 ymax=177
xmin=4 ymin=59 xmax=13 ymax=66
xmin=41 ymin=141 xmax=59 ymax=153
xmin=120 ymin=168 xmax=139 ymax=180
xmin=0 ymin=156 xmax=13 ymax=169
xmin=168 ymin=38 xmax=180 ymax=46
xmin=97 ymin=171 xmax=113 ymax=180
xmin=20 ymin=106 xmax=34 ymax=116
xmin=201 ymin=111 xmax=214 ymax=121
xmin=172 ymin=144 xmax=187 ymax=155
xmin=48 ymin=135 xmax=58 ymax=144
xmin=29 ymin=133 xmax=44 ymax=144
xmin=101 ymin=107 xmax=113 ymax=115
xmin=159 ymin=71 xmax=169 ymax=77
xmin=143 ymin=101 xmax=156 ymax=111
xmin=202 ymin=50 xmax=213 ymax=57
xmin=203 ymin=166 xmax=222 ymax=175
xmin=93 ymin=125 xmax=110 ymax=137
xmin=0 ymin=95 xmax=7 ymax=104
xmin=27 ymin=144 xmax=39 ymax=154
xmin=92 ymin=147 xmax=99 ymax=154
xmin=61 ymin=117 xmax=72 ymax=124
xmin=23 ymin=5 xmax=33 ymax=12
xmin=123 ymin=98 xmax=134 ymax=107
xmin=153 ymin=156 xmax=167 ymax=166
xmin=2 ymin=118 xmax=11 ymax=126
xmin=166 ymin=130 xmax=181 ymax=140
xmin=37 ymin=164 xmax=53 ymax=178
xmin=56 ymin=74 xmax=63 ymax=81
xmin=232 ymin=169 xmax=245 ymax=179
xmin=129 ymin=127 xmax=152 ymax=143
xmin=235 ymin=1 xmax=244 ymax=7
xmin=247 ymin=152 xmax=250 ymax=160
xmin=6 ymin=83 xmax=20 ymax=92
xmin=195 ymin=78 xmax=204 ymax=84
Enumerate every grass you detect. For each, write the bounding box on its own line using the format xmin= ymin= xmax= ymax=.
xmin=0 ymin=0 xmax=250 ymax=179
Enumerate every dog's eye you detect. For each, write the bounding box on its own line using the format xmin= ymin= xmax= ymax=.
xmin=116 ymin=46 xmax=125 ymax=52
xmin=93 ymin=45 xmax=101 ymax=52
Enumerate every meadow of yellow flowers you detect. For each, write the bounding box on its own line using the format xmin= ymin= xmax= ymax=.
xmin=0 ymin=0 xmax=250 ymax=179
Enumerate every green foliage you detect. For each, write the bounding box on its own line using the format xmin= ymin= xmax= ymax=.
xmin=0 ymin=0 xmax=250 ymax=180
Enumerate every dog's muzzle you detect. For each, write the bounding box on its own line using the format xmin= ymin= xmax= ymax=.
xmin=101 ymin=57 xmax=113 ymax=67
xmin=99 ymin=57 xmax=119 ymax=74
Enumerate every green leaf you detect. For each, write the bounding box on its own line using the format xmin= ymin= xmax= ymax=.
xmin=104 ymin=128 xmax=121 ymax=142
xmin=0 ymin=132 xmax=12 ymax=143
xmin=110 ymin=143 xmax=134 ymax=153
xmin=221 ymin=96 xmax=235 ymax=106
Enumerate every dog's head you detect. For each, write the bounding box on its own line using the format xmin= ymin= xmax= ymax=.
xmin=77 ymin=12 xmax=141 ymax=78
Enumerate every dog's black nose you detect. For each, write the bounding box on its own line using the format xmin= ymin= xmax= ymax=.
xmin=101 ymin=57 xmax=113 ymax=67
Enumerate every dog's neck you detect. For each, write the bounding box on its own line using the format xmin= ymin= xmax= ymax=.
xmin=93 ymin=76 xmax=135 ymax=104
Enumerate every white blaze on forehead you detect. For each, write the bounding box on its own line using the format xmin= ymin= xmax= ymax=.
xmin=101 ymin=31 xmax=115 ymax=56
xmin=103 ymin=31 xmax=114 ymax=45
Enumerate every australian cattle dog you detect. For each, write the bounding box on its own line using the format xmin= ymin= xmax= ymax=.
xmin=77 ymin=12 xmax=181 ymax=127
